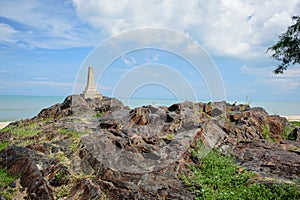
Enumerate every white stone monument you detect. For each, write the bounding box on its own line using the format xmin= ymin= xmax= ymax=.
xmin=81 ymin=66 xmax=102 ymax=99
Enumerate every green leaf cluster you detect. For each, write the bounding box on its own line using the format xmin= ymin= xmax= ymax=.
xmin=268 ymin=16 xmax=300 ymax=73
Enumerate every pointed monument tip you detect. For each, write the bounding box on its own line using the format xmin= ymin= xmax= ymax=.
xmin=81 ymin=65 xmax=103 ymax=99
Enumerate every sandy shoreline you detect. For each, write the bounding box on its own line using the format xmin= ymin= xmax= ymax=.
xmin=0 ymin=122 xmax=12 ymax=130
xmin=282 ymin=115 xmax=300 ymax=122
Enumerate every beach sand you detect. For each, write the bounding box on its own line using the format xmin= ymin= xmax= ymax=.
xmin=0 ymin=122 xmax=11 ymax=130
xmin=282 ymin=115 xmax=300 ymax=122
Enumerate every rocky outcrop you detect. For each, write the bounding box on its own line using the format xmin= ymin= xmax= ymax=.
xmin=0 ymin=146 xmax=54 ymax=200
xmin=0 ymin=96 xmax=299 ymax=199
xmin=36 ymin=95 xmax=129 ymax=119
xmin=233 ymin=140 xmax=300 ymax=180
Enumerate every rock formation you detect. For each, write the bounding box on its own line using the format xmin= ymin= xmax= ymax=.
xmin=0 ymin=96 xmax=299 ymax=199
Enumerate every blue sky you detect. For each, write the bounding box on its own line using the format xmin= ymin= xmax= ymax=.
xmin=0 ymin=0 xmax=300 ymax=102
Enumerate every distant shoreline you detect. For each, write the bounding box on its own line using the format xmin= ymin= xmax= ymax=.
xmin=0 ymin=122 xmax=12 ymax=130
xmin=282 ymin=115 xmax=300 ymax=122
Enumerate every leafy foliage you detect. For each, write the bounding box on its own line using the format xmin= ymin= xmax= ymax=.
xmin=289 ymin=121 xmax=300 ymax=127
xmin=0 ymin=141 xmax=9 ymax=151
xmin=0 ymin=122 xmax=41 ymax=138
xmin=58 ymin=128 xmax=80 ymax=138
xmin=267 ymin=16 xmax=300 ymax=73
xmin=0 ymin=167 xmax=15 ymax=188
xmin=182 ymin=144 xmax=300 ymax=199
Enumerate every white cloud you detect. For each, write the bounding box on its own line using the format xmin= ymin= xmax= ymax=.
xmin=0 ymin=0 xmax=99 ymax=49
xmin=0 ymin=0 xmax=299 ymax=59
xmin=241 ymin=65 xmax=300 ymax=93
xmin=72 ymin=0 xmax=300 ymax=59
xmin=0 ymin=23 xmax=18 ymax=43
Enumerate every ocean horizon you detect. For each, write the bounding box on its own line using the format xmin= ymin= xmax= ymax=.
xmin=0 ymin=95 xmax=299 ymax=122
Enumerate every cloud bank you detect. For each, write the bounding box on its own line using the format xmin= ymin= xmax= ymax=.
xmin=72 ymin=0 xmax=300 ymax=59
xmin=0 ymin=0 xmax=298 ymax=60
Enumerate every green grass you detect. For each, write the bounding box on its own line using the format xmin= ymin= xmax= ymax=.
xmin=58 ymin=128 xmax=80 ymax=138
xmin=0 ymin=141 xmax=9 ymax=151
xmin=289 ymin=121 xmax=300 ymax=127
xmin=0 ymin=122 xmax=41 ymax=138
xmin=94 ymin=111 xmax=104 ymax=118
xmin=0 ymin=167 xmax=17 ymax=199
xmin=281 ymin=125 xmax=295 ymax=140
xmin=166 ymin=134 xmax=175 ymax=140
xmin=182 ymin=143 xmax=300 ymax=200
xmin=55 ymin=185 xmax=69 ymax=199
xmin=0 ymin=167 xmax=15 ymax=188
xmin=262 ymin=124 xmax=271 ymax=140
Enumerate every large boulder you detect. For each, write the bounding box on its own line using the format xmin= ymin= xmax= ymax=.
xmin=0 ymin=146 xmax=54 ymax=200
xmin=36 ymin=95 xmax=129 ymax=119
xmin=79 ymin=103 xmax=202 ymax=199
xmin=233 ymin=140 xmax=300 ymax=180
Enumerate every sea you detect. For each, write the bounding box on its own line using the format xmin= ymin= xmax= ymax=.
xmin=0 ymin=95 xmax=299 ymax=122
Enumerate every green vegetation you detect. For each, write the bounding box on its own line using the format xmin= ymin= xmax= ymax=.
xmin=290 ymin=121 xmax=300 ymax=127
xmin=166 ymin=134 xmax=175 ymax=140
xmin=58 ymin=128 xmax=80 ymax=138
xmin=0 ymin=122 xmax=41 ymax=138
xmin=262 ymin=124 xmax=271 ymax=140
xmin=0 ymin=122 xmax=42 ymax=150
xmin=0 ymin=167 xmax=16 ymax=200
xmin=0 ymin=141 xmax=9 ymax=151
xmin=94 ymin=111 xmax=104 ymax=118
xmin=182 ymin=144 xmax=300 ymax=199
xmin=53 ymin=151 xmax=68 ymax=163
xmin=55 ymin=185 xmax=69 ymax=199
xmin=0 ymin=167 xmax=15 ymax=187
xmin=267 ymin=16 xmax=300 ymax=73
xmin=69 ymin=142 xmax=80 ymax=152
xmin=281 ymin=125 xmax=295 ymax=140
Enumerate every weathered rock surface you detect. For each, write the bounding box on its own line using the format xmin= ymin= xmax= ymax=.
xmin=234 ymin=140 xmax=300 ymax=180
xmin=0 ymin=146 xmax=54 ymax=200
xmin=0 ymin=96 xmax=299 ymax=199
xmin=37 ymin=95 xmax=129 ymax=119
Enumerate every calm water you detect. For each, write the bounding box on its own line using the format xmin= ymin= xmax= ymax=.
xmin=0 ymin=95 xmax=299 ymax=122
xmin=0 ymin=96 xmax=65 ymax=122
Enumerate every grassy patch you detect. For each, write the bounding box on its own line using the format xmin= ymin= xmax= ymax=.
xmin=281 ymin=125 xmax=291 ymax=140
xmin=166 ymin=134 xmax=175 ymax=140
xmin=55 ymin=185 xmax=69 ymax=199
xmin=0 ymin=167 xmax=15 ymax=188
xmin=290 ymin=121 xmax=300 ymax=127
xmin=41 ymin=117 xmax=53 ymax=123
xmin=182 ymin=144 xmax=300 ymax=199
xmin=94 ymin=111 xmax=104 ymax=118
xmin=0 ymin=167 xmax=17 ymax=199
xmin=58 ymin=129 xmax=80 ymax=138
xmin=262 ymin=124 xmax=271 ymax=140
xmin=53 ymin=151 xmax=68 ymax=163
xmin=281 ymin=125 xmax=295 ymax=140
xmin=69 ymin=141 xmax=80 ymax=152
xmin=0 ymin=122 xmax=41 ymax=138
xmin=0 ymin=141 xmax=9 ymax=151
